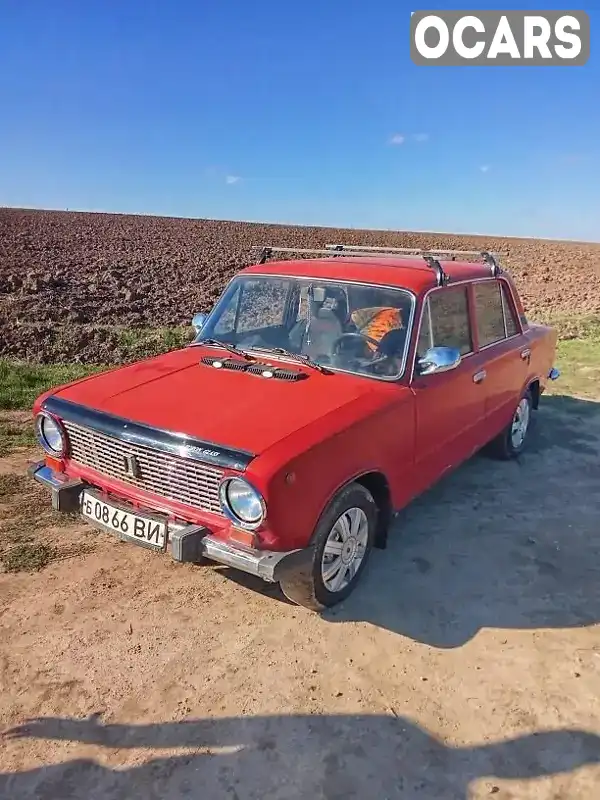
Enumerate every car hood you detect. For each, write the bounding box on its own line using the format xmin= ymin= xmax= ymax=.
xmin=50 ymin=346 xmax=390 ymax=457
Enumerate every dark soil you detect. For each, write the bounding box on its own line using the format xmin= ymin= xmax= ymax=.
xmin=1 ymin=208 xmax=599 ymax=363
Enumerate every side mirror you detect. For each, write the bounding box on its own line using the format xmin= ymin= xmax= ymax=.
xmin=192 ymin=312 xmax=208 ymax=334
xmin=416 ymin=346 xmax=461 ymax=376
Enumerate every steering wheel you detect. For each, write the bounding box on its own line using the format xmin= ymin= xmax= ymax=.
xmin=332 ymin=332 xmax=382 ymax=355
xmin=334 ymin=329 xmax=407 ymax=369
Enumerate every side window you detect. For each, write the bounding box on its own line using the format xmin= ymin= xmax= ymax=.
xmin=501 ymin=282 xmax=519 ymax=337
xmin=419 ymin=286 xmax=473 ymax=356
xmin=474 ymin=280 xmax=506 ymax=347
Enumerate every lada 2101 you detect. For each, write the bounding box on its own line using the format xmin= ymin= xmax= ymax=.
xmin=29 ymin=243 xmax=560 ymax=610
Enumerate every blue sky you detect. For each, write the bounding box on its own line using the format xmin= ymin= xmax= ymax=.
xmin=1 ymin=1 xmax=598 ymax=240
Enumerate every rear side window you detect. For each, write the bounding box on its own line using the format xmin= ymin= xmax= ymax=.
xmin=473 ymin=281 xmax=506 ymax=347
xmin=501 ymin=283 xmax=519 ymax=337
xmin=474 ymin=279 xmax=521 ymax=346
xmin=417 ymin=286 xmax=473 ymax=357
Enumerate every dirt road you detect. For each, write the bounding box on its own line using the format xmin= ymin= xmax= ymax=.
xmin=1 ymin=392 xmax=599 ymax=799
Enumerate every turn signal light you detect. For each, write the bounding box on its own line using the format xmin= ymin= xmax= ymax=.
xmin=228 ymin=528 xmax=258 ymax=549
xmin=45 ymin=455 xmax=65 ymax=473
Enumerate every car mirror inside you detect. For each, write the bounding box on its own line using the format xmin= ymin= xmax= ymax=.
xmin=417 ymin=346 xmax=461 ymax=376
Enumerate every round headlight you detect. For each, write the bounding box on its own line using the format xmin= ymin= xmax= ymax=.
xmin=35 ymin=412 xmax=67 ymax=457
xmin=219 ymin=477 xmax=265 ymax=528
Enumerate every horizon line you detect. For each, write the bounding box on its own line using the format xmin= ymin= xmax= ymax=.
xmin=1 ymin=204 xmax=598 ymax=247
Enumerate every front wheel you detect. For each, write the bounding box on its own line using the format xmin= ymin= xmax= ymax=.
xmin=488 ymin=388 xmax=533 ymax=460
xmin=279 ymin=482 xmax=377 ymax=611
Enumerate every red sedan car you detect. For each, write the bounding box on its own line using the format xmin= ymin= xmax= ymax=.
xmin=29 ymin=244 xmax=560 ymax=610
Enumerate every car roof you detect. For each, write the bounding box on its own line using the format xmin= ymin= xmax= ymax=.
xmin=239 ymin=256 xmax=496 ymax=294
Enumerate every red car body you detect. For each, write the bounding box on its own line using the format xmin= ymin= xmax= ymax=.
xmin=29 ymin=247 xmax=560 ymax=609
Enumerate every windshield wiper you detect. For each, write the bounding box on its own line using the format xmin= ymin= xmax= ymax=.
xmin=250 ymin=346 xmax=330 ymax=374
xmin=194 ymin=338 xmax=255 ymax=361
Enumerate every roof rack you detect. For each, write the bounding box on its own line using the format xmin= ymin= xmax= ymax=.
xmin=253 ymin=244 xmax=502 ymax=288
xmin=325 ymin=243 xmax=503 ymax=279
xmin=254 ymin=245 xmax=450 ymax=286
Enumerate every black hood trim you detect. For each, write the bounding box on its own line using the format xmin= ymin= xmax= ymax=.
xmin=41 ymin=395 xmax=255 ymax=472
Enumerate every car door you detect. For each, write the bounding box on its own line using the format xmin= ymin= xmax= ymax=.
xmin=410 ymin=284 xmax=488 ymax=493
xmin=471 ymin=278 xmax=530 ymax=439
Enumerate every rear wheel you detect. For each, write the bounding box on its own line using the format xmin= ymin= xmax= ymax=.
xmin=279 ymin=482 xmax=377 ymax=611
xmin=488 ymin=388 xmax=533 ymax=460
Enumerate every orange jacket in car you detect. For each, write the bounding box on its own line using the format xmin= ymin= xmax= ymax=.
xmin=350 ymin=306 xmax=403 ymax=351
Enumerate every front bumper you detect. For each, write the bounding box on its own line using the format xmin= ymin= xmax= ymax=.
xmin=27 ymin=462 xmax=301 ymax=583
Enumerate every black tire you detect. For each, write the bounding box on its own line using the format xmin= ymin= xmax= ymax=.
xmin=279 ymin=482 xmax=377 ymax=611
xmin=488 ymin=388 xmax=533 ymax=460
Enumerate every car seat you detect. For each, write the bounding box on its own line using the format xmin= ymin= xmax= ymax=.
xmin=302 ymin=287 xmax=345 ymax=361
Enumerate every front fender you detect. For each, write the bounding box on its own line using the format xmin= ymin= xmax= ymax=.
xmin=247 ymin=387 xmax=415 ymax=552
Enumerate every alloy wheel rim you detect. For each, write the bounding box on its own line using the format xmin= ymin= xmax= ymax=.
xmin=511 ymin=398 xmax=530 ymax=448
xmin=321 ymin=507 xmax=369 ymax=593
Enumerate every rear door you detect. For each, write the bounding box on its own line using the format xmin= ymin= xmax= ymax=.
xmin=410 ymin=284 xmax=488 ymax=493
xmin=471 ymin=278 xmax=530 ymax=438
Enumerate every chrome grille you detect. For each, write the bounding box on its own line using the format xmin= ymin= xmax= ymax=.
xmin=63 ymin=421 xmax=224 ymax=515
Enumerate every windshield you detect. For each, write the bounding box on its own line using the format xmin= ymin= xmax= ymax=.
xmin=194 ymin=275 xmax=414 ymax=380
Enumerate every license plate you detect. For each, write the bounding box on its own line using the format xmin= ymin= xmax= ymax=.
xmin=81 ymin=492 xmax=167 ymax=550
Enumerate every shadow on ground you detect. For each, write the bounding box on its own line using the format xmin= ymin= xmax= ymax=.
xmin=319 ymin=394 xmax=600 ymax=646
xmin=2 ymin=712 xmax=599 ymax=799
xmin=220 ymin=394 xmax=600 ymax=647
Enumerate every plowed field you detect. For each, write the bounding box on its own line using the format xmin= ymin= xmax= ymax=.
xmin=1 ymin=208 xmax=599 ymax=363
xmin=2 ymin=209 xmax=600 ymax=797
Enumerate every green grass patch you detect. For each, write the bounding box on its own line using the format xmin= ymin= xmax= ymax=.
xmin=114 ymin=325 xmax=195 ymax=358
xmin=0 ymin=418 xmax=37 ymax=454
xmin=1 ymin=318 xmax=598 ymax=412
xmin=0 ymin=359 xmax=106 ymax=410
xmin=0 ymin=471 xmax=87 ymax=573
xmin=534 ymin=313 xmax=600 ymax=343
xmin=0 ymin=326 xmax=195 ymax=410
xmin=549 ymin=338 xmax=600 ymax=401
xmin=1 ymin=542 xmax=56 ymax=573
xmin=524 ymin=313 xmax=600 ymax=400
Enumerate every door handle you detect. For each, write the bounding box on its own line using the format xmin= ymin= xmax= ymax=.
xmin=473 ymin=370 xmax=486 ymax=384
xmin=520 ymin=348 xmax=531 ymax=360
